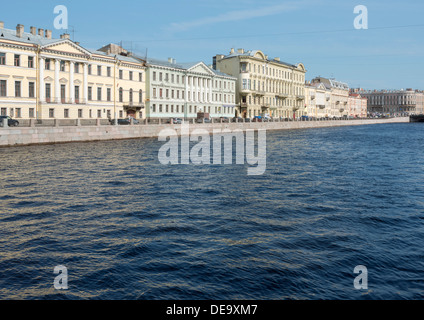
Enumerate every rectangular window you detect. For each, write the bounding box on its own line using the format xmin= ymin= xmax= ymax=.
xmin=119 ymin=70 xmax=123 ymax=80
xmin=88 ymin=87 xmax=92 ymax=101
xmin=45 ymin=83 xmax=51 ymax=102
xmin=1 ymin=108 xmax=6 ymax=116
xmin=97 ymin=87 xmax=102 ymax=101
xmin=0 ymin=80 xmax=6 ymax=97
xmin=107 ymin=88 xmax=111 ymax=102
xmin=129 ymin=71 xmax=133 ymax=81
xmin=16 ymin=108 xmax=21 ymax=118
xmin=97 ymin=110 xmax=102 ymax=118
xmin=64 ymin=109 xmax=69 ymax=118
xmin=119 ymin=111 xmax=123 ymax=118
xmin=153 ymin=72 xmax=156 ymax=81
xmin=28 ymin=56 xmax=34 ymax=68
xmin=14 ymin=54 xmax=20 ymax=67
xmin=139 ymin=73 xmax=143 ymax=82
xmin=0 ymin=53 xmax=5 ymax=65
xmin=153 ymin=88 xmax=157 ymax=98
xmin=89 ymin=110 xmax=92 ymax=118
xmin=15 ymin=81 xmax=21 ymax=97
xmin=88 ymin=64 xmax=92 ymax=75
xmin=49 ymin=108 xmax=54 ymax=118
xmin=75 ymin=86 xmax=80 ymax=103
xmin=29 ymin=108 xmax=35 ymax=118
xmin=61 ymin=85 xmax=66 ymax=103
xmin=107 ymin=67 xmax=111 ymax=77
xmin=74 ymin=63 xmax=79 ymax=73
xmin=45 ymin=59 xmax=50 ymax=70
xmin=97 ymin=65 xmax=102 ymax=76
xmin=29 ymin=82 xmax=35 ymax=98
xmin=159 ymin=72 xmax=163 ymax=81
xmin=78 ymin=109 xmax=83 ymax=118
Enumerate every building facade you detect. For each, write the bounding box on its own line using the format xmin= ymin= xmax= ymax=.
xmin=213 ymin=48 xmax=306 ymax=119
xmin=348 ymin=93 xmax=367 ymax=118
xmin=0 ymin=22 xmax=146 ymax=121
xmin=143 ymin=57 xmax=236 ymax=119
xmin=310 ymin=77 xmax=349 ymax=118
xmin=305 ymin=82 xmax=332 ymax=118
xmin=358 ymin=89 xmax=424 ymax=116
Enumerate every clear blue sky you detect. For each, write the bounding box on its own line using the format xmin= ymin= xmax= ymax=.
xmin=1 ymin=0 xmax=424 ymax=90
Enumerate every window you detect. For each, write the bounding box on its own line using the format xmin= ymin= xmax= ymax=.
xmin=129 ymin=71 xmax=133 ymax=81
xmin=139 ymin=90 xmax=143 ymax=103
xmin=0 ymin=80 xmax=6 ymax=97
xmin=29 ymin=82 xmax=35 ymax=98
xmin=159 ymin=89 xmax=163 ymax=98
xmin=119 ymin=111 xmax=123 ymax=118
xmin=119 ymin=70 xmax=123 ymax=80
xmin=29 ymin=108 xmax=35 ymax=118
xmin=159 ymin=72 xmax=163 ymax=81
xmin=15 ymin=81 xmax=21 ymax=97
xmin=64 ymin=109 xmax=69 ymax=118
xmin=28 ymin=56 xmax=34 ymax=68
xmin=61 ymin=85 xmax=66 ymax=102
xmin=97 ymin=110 xmax=102 ymax=118
xmin=171 ymin=74 xmax=174 ymax=83
xmin=45 ymin=59 xmax=51 ymax=70
xmin=97 ymin=65 xmax=102 ymax=76
xmin=129 ymin=89 xmax=133 ymax=103
xmin=14 ymin=55 xmax=20 ymax=67
xmin=0 ymin=53 xmax=5 ymax=65
xmin=107 ymin=88 xmax=111 ymax=102
xmin=60 ymin=61 xmax=66 ymax=72
xmin=139 ymin=73 xmax=143 ymax=82
xmin=153 ymin=72 xmax=156 ymax=81
xmin=74 ymin=63 xmax=79 ymax=73
xmin=49 ymin=108 xmax=55 ymax=118
xmin=153 ymin=88 xmax=157 ymax=98
xmin=16 ymin=108 xmax=21 ymax=118
xmin=119 ymin=88 xmax=123 ymax=102
xmin=1 ymin=108 xmax=6 ymax=116
xmin=97 ymin=87 xmax=102 ymax=101
xmin=88 ymin=64 xmax=92 ymax=75
xmin=45 ymin=83 xmax=51 ymax=102
xmin=78 ymin=109 xmax=83 ymax=118
xmin=75 ymin=86 xmax=80 ymax=103
xmin=107 ymin=67 xmax=111 ymax=77
xmin=88 ymin=87 xmax=92 ymax=101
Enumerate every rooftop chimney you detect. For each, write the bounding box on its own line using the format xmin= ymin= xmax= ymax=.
xmin=16 ymin=24 xmax=24 ymax=38
xmin=38 ymin=28 xmax=44 ymax=36
xmin=237 ymin=48 xmax=244 ymax=54
xmin=0 ymin=21 xmax=4 ymax=29
xmin=45 ymin=30 xmax=52 ymax=39
xmin=168 ymin=57 xmax=173 ymax=63
xmin=274 ymin=57 xmax=280 ymax=62
xmin=230 ymin=48 xmax=235 ymax=54
xmin=30 ymin=26 xmax=36 ymax=35
xmin=62 ymin=33 xmax=70 ymax=40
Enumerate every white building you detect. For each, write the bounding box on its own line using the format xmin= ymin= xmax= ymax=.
xmin=143 ymin=57 xmax=237 ymax=119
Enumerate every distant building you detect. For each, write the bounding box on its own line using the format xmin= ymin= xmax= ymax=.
xmin=357 ymin=89 xmax=424 ymax=115
xmin=305 ymin=81 xmax=332 ymax=118
xmin=141 ymin=57 xmax=236 ymax=119
xmin=348 ymin=93 xmax=367 ymax=118
xmin=0 ymin=21 xmax=146 ymax=120
xmin=213 ymin=48 xmax=306 ymax=119
xmin=310 ymin=77 xmax=349 ymax=118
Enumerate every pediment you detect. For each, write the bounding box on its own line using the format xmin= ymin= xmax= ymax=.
xmin=188 ymin=62 xmax=215 ymax=76
xmin=42 ymin=40 xmax=91 ymax=57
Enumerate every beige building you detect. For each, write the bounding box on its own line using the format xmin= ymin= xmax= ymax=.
xmin=305 ymin=81 xmax=332 ymax=118
xmin=213 ymin=48 xmax=306 ymax=119
xmin=310 ymin=77 xmax=349 ymax=118
xmin=358 ymin=89 xmax=424 ymax=115
xmin=0 ymin=22 xmax=146 ymax=121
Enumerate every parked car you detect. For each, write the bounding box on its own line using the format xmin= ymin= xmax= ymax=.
xmin=196 ymin=118 xmax=211 ymax=123
xmin=252 ymin=116 xmax=262 ymax=122
xmin=220 ymin=117 xmax=230 ymax=123
xmin=244 ymin=118 xmax=251 ymax=123
xmin=0 ymin=116 xmax=19 ymax=127
xmin=232 ymin=117 xmax=243 ymax=123
xmin=110 ymin=118 xmax=139 ymax=125
xmin=172 ymin=118 xmax=183 ymax=124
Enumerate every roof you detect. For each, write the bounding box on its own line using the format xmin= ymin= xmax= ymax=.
xmin=0 ymin=26 xmax=61 ymax=46
xmin=218 ymin=49 xmax=298 ymax=68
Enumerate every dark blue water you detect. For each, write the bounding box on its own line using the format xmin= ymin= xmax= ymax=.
xmin=0 ymin=123 xmax=423 ymax=300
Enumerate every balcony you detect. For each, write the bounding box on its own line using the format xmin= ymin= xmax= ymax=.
xmin=276 ymin=92 xmax=288 ymax=99
xmin=255 ymin=90 xmax=266 ymax=96
xmin=123 ymin=102 xmax=145 ymax=110
xmin=318 ymin=105 xmax=326 ymax=109
xmin=296 ymin=95 xmax=305 ymax=101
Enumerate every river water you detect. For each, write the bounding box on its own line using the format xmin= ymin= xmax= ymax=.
xmin=0 ymin=123 xmax=423 ymax=300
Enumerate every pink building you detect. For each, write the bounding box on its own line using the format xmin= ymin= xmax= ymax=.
xmin=348 ymin=93 xmax=367 ymax=118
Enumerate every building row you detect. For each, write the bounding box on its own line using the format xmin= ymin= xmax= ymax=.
xmin=0 ymin=21 xmax=421 ymax=121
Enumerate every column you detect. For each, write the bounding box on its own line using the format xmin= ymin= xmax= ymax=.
xmin=39 ymin=58 xmax=45 ymax=102
xmin=83 ymin=63 xmax=88 ymax=103
xmin=69 ymin=61 xmax=75 ymax=103
xmin=55 ymin=59 xmax=60 ymax=103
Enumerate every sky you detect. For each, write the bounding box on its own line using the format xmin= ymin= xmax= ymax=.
xmin=1 ymin=0 xmax=424 ymax=90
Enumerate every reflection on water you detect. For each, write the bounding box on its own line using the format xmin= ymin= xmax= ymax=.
xmin=0 ymin=123 xmax=423 ymax=299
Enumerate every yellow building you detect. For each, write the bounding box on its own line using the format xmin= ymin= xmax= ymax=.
xmin=213 ymin=48 xmax=306 ymax=119
xmin=0 ymin=22 xmax=146 ymax=121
